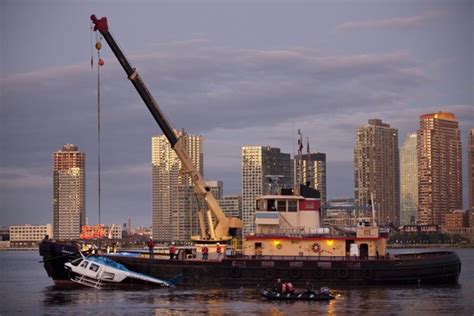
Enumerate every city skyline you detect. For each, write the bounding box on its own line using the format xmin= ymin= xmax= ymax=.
xmin=2 ymin=1 xmax=472 ymax=227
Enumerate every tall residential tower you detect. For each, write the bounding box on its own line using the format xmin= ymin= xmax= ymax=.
xmin=53 ymin=144 xmax=85 ymax=239
xmin=152 ymin=131 xmax=203 ymax=241
xmin=417 ymin=112 xmax=462 ymax=225
xmin=354 ymin=119 xmax=400 ymax=225
xmin=400 ymin=133 xmax=418 ymax=225
xmin=467 ymin=128 xmax=474 ymax=239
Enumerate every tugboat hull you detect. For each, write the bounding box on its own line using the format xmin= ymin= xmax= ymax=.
xmin=39 ymin=240 xmax=461 ymax=287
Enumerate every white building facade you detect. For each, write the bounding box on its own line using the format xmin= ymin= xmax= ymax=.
xmin=10 ymin=224 xmax=52 ymax=247
xmin=152 ymin=131 xmax=203 ymax=242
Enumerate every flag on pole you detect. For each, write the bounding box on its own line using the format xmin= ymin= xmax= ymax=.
xmin=297 ymin=129 xmax=303 ymax=152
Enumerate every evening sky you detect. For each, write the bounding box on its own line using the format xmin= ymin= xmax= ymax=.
xmin=1 ymin=0 xmax=472 ymax=227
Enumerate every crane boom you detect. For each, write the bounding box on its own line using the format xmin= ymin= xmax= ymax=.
xmin=90 ymin=15 xmax=242 ymax=242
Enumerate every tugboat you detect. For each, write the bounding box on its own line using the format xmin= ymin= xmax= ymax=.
xmin=38 ymin=14 xmax=462 ymax=288
xmin=40 ymin=176 xmax=461 ymax=286
xmin=39 ymin=181 xmax=462 ymax=287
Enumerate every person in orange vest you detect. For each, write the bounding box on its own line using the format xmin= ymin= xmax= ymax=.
xmin=216 ymin=242 xmax=222 ymax=260
xmin=169 ymin=242 xmax=176 ymax=260
xmin=202 ymin=244 xmax=209 ymax=260
xmin=147 ymin=238 xmax=155 ymax=259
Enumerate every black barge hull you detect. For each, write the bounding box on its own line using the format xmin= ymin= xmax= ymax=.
xmin=39 ymin=240 xmax=461 ymax=287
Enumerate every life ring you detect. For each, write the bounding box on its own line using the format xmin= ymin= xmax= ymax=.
xmin=231 ymin=266 xmax=242 ymax=278
xmin=265 ymin=268 xmax=276 ymax=279
xmin=361 ymin=269 xmax=374 ymax=280
xmin=289 ymin=267 xmax=302 ymax=279
xmin=337 ymin=268 xmax=349 ymax=279
xmin=311 ymin=243 xmax=321 ymax=253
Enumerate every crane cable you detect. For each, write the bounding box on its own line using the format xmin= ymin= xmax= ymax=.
xmin=90 ymin=23 xmax=94 ymax=69
xmin=92 ymin=27 xmax=104 ymax=225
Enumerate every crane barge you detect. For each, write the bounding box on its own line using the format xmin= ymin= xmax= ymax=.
xmin=38 ymin=15 xmax=461 ymax=287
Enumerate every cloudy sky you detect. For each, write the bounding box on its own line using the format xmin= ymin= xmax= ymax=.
xmin=1 ymin=0 xmax=472 ymax=228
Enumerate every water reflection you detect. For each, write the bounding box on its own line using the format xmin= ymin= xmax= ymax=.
xmin=42 ymin=286 xmax=75 ymax=306
xmin=40 ymin=283 xmax=467 ymax=315
xmin=3 ymin=250 xmax=471 ymax=315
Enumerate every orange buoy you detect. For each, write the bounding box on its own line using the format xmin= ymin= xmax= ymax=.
xmin=95 ymin=41 xmax=102 ymax=50
xmin=98 ymin=58 xmax=104 ymax=66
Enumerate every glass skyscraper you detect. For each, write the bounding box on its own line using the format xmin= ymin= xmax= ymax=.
xmin=400 ymin=133 xmax=418 ymax=225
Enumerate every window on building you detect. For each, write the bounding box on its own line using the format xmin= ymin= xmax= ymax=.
xmin=288 ymin=200 xmax=297 ymax=212
xmin=268 ymin=200 xmax=276 ymax=212
xmin=277 ymin=200 xmax=286 ymax=212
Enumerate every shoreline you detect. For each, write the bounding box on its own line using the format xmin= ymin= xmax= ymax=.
xmin=1 ymin=244 xmax=473 ymax=252
xmin=388 ymin=244 xmax=473 ymax=249
xmin=0 ymin=248 xmax=37 ymax=251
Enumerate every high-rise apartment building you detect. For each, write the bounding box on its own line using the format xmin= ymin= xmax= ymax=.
xmin=220 ymin=195 xmax=243 ymax=246
xmin=417 ymin=112 xmax=462 ymax=225
xmin=295 ymin=153 xmax=327 ymax=205
xmin=468 ymin=128 xmax=474 ymax=212
xmin=242 ymin=146 xmax=293 ymax=236
xmin=53 ymin=144 xmax=85 ymax=240
xmin=354 ymin=119 xmax=400 ymax=225
xmin=467 ymin=128 xmax=473 ymax=240
xmin=220 ymin=195 xmax=242 ymax=219
xmin=206 ymin=180 xmax=223 ymax=201
xmin=152 ymin=131 xmax=203 ymax=241
xmin=400 ymin=133 xmax=418 ymax=225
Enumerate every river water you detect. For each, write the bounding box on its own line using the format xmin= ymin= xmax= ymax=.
xmin=1 ymin=248 xmax=473 ymax=315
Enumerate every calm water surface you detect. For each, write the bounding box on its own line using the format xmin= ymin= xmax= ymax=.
xmin=1 ymin=248 xmax=473 ymax=315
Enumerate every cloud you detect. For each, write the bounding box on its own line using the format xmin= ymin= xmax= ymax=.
xmin=3 ymin=39 xmax=465 ymax=225
xmin=129 ymin=47 xmax=426 ymax=134
xmin=0 ymin=168 xmax=50 ymax=189
xmin=2 ymin=43 xmax=427 ymax=137
xmin=335 ymin=10 xmax=449 ymax=32
xmin=1 ymin=41 xmax=430 ymax=181
xmin=1 ymin=64 xmax=87 ymax=84
xmin=102 ymin=163 xmax=150 ymax=177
